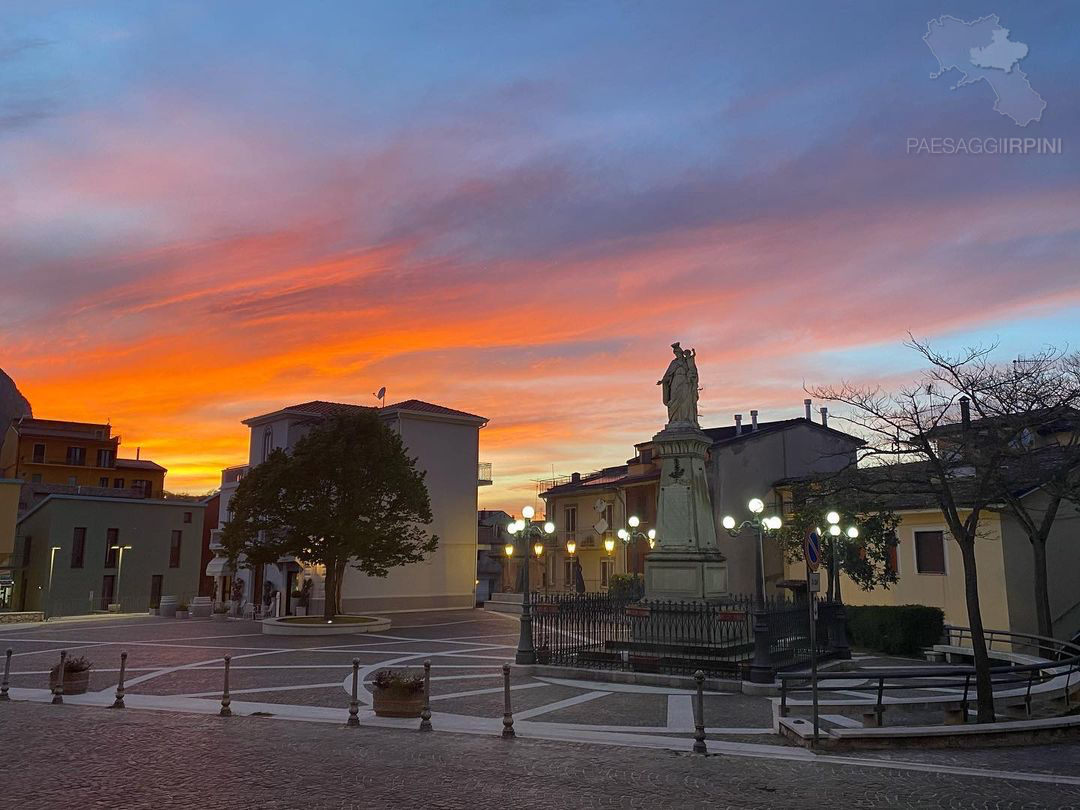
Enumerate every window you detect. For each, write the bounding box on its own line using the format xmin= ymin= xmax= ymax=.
xmin=914 ymin=530 xmax=946 ymax=574
xmin=71 ymin=527 xmax=86 ymax=568
xmin=113 ymin=478 xmax=125 ymax=489
xmin=132 ymin=479 xmax=152 ymax=498
xmin=66 ymin=446 xmax=86 ymax=466
xmin=169 ymin=530 xmax=182 ymax=568
xmin=263 ymin=427 xmax=274 ymax=462
xmin=32 ymin=443 xmax=45 ymax=463
xmin=563 ymin=558 xmax=573 ymax=589
xmin=183 ymin=511 xmax=192 ymax=524
xmin=563 ymin=506 xmax=577 ymax=536
xmin=105 ymin=529 xmax=119 ymax=568
xmin=600 ymin=558 xmax=614 ymax=589
xmin=886 ymin=534 xmax=899 ymax=575
xmin=96 ymin=448 xmax=113 ymax=467
xmin=150 ymin=575 xmax=163 ymax=607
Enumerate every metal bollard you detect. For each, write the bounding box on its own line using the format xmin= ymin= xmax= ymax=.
xmin=111 ymin=651 xmax=128 ymax=709
xmin=501 ymin=663 xmax=515 ymax=738
xmin=51 ymin=650 xmax=66 ymax=705
xmin=0 ymin=648 xmax=11 ymax=701
xmin=219 ymin=655 xmax=232 ymax=717
xmin=419 ymin=660 xmax=432 ymax=732
xmin=347 ymin=659 xmax=360 ymax=727
xmin=692 ymin=670 xmax=707 ymax=754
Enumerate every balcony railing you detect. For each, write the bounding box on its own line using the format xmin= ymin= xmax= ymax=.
xmin=478 ymin=462 xmax=493 ymax=486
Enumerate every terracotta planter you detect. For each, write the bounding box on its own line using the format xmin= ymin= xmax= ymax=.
xmin=49 ymin=668 xmax=91 ymax=695
xmin=372 ymin=687 xmax=425 ymax=718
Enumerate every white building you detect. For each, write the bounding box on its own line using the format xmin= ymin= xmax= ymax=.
xmin=208 ymin=399 xmax=489 ymax=614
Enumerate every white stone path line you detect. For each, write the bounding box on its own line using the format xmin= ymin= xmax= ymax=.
xmin=666 ymin=695 xmax=695 ymax=730
xmin=514 ymin=691 xmax=610 ymax=720
xmin=4 ymin=687 xmax=1079 ymax=787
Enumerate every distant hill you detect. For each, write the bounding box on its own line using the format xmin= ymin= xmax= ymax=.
xmin=0 ymin=368 xmax=33 ymax=438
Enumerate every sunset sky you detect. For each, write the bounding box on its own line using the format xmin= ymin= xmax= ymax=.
xmin=2 ymin=2 xmax=1077 ymax=510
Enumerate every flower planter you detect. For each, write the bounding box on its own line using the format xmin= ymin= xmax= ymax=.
xmin=293 ymin=606 xmax=307 ymax=617
xmin=372 ymin=687 xmax=425 ymax=718
xmin=213 ymin=612 xmax=229 ymax=622
xmin=176 ymin=610 xmax=189 ymax=619
xmin=149 ymin=608 xmax=159 ymax=616
xmin=49 ymin=668 xmax=90 ymax=695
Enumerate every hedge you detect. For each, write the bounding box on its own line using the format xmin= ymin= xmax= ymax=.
xmin=845 ymin=604 xmax=945 ymax=656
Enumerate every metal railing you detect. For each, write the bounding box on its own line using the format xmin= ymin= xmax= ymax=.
xmin=530 ymin=592 xmax=816 ymax=679
xmin=778 ymin=625 xmax=1080 ymax=723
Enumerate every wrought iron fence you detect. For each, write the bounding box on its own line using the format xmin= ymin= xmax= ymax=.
xmin=530 ymin=592 xmax=822 ymax=679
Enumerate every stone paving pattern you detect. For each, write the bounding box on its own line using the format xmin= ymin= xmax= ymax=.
xmin=2 ymin=702 xmax=1079 ymax=809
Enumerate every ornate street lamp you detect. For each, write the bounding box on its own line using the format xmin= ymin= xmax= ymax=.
xmin=820 ymin=511 xmax=858 ymax=603
xmin=507 ymin=506 xmax=554 ymax=665
xmin=616 ymin=515 xmax=657 ymax=574
xmin=721 ymin=498 xmax=782 ymax=607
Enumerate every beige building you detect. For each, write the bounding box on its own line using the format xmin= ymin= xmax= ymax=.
xmin=214 ymin=399 xmax=489 ymax=614
xmin=0 ymin=478 xmax=22 ymax=609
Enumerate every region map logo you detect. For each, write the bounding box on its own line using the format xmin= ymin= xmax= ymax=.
xmin=924 ymin=14 xmax=1045 ymax=127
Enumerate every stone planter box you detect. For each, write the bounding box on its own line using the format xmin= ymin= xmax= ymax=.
xmin=149 ymin=608 xmax=159 ymax=616
xmin=176 ymin=610 xmax=189 ymax=619
xmin=50 ymin=669 xmax=90 ymax=695
xmin=293 ymin=606 xmax=307 ymax=617
xmin=213 ymin=612 xmax=229 ymax=622
xmin=189 ymin=597 xmax=212 ymax=618
xmin=372 ymin=687 xmax=425 ymax=718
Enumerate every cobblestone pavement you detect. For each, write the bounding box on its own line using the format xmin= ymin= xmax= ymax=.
xmin=2 ymin=702 xmax=1079 ymax=810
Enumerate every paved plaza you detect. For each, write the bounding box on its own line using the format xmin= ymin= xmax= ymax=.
xmin=1 ymin=610 xmax=1079 ymax=808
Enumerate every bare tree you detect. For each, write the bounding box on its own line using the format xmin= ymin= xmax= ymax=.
xmin=812 ymin=340 xmax=1021 ymax=723
xmin=914 ymin=343 xmax=1080 ymax=640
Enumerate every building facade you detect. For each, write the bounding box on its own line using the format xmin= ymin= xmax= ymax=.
xmin=0 ymin=478 xmax=21 ymax=610
xmin=0 ymin=417 xmax=166 ymax=502
xmin=13 ymin=494 xmax=205 ymax=616
xmin=212 ymin=399 xmax=489 ymax=614
xmin=540 ymin=408 xmax=861 ymax=597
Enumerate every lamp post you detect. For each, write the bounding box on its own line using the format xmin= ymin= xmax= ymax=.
xmin=821 ymin=511 xmax=859 ymax=604
xmin=507 ymin=506 xmax=554 ymax=665
xmin=110 ymin=544 xmax=133 ymax=611
xmin=615 ymin=515 xmax=657 ymax=576
xmin=46 ymin=546 xmax=61 ymax=620
xmin=721 ymin=498 xmax=782 ymax=606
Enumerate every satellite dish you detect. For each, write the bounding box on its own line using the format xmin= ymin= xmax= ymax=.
xmin=376 ymin=386 xmax=386 ymax=399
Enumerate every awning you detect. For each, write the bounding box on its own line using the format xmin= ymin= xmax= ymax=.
xmin=205 ymin=557 xmax=234 ymax=577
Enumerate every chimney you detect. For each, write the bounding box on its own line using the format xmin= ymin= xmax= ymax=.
xmin=804 ymin=398 xmax=813 ymax=421
xmin=750 ymin=409 xmax=759 ymax=431
xmin=960 ymin=396 xmax=971 ymax=430
xmin=136 ymin=447 xmax=141 ymax=460
xmin=734 ymin=414 xmax=743 ymax=435
xmin=571 ymin=472 xmax=581 ymax=484
xmin=819 ymin=406 xmax=829 ymax=428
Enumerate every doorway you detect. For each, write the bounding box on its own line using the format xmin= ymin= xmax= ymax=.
xmin=100 ymin=575 xmax=116 ymax=610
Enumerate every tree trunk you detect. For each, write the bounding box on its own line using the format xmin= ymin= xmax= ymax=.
xmin=1032 ymin=537 xmax=1054 ymax=640
xmin=333 ymin=560 xmax=346 ymax=615
xmin=957 ymin=538 xmax=996 ymax=723
xmin=323 ymin=563 xmax=337 ymax=621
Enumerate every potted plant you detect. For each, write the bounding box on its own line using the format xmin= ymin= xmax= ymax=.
xmin=49 ymin=655 xmax=93 ymax=695
xmin=371 ymin=669 xmax=426 ymax=718
xmin=149 ymin=601 xmax=160 ymax=616
xmin=176 ymin=601 xmax=189 ymax=619
xmin=213 ymin=604 xmax=229 ymax=622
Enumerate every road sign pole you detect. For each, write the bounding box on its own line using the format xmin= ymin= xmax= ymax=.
xmin=808 ymin=560 xmax=820 ymax=744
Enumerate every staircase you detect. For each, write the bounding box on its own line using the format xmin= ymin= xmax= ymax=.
xmin=484 ymin=592 xmax=524 ymax=615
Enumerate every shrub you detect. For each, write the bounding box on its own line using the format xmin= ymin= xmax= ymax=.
xmin=372 ymin=669 xmax=424 ymax=696
xmin=177 ymin=602 xmax=189 ymax=611
xmin=607 ymin=573 xmax=644 ymax=601
xmin=846 ymin=604 xmax=945 ymax=656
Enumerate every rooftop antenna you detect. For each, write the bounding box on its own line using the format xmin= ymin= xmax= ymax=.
xmin=373 ymin=386 xmax=386 ymax=408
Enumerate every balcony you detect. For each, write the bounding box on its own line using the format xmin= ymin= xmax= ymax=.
xmin=478 ymin=462 xmax=493 ymax=487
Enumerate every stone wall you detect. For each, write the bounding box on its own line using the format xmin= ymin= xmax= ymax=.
xmin=0 ymin=611 xmax=43 ymax=624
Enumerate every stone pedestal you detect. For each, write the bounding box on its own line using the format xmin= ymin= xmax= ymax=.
xmin=644 ymin=426 xmax=728 ymax=601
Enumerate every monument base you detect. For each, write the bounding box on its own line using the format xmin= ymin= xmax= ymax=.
xmin=644 ymin=551 xmax=728 ymax=602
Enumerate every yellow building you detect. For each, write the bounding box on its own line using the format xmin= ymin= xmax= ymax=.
xmin=0 ymin=478 xmax=21 ymax=609
xmin=0 ymin=418 xmax=166 ymax=499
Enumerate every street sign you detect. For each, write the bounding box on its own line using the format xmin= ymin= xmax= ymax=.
xmin=804 ymin=531 xmax=821 ymax=572
xmin=807 ymin=571 xmax=821 ymax=593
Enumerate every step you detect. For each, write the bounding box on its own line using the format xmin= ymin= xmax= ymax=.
xmin=484 ymin=599 xmax=523 ymax=615
xmin=488 ymin=592 xmax=524 ymax=604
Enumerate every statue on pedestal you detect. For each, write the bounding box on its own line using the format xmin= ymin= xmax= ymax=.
xmin=658 ymin=342 xmax=699 ymax=428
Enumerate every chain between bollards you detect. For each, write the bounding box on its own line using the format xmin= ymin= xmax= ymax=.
xmin=0 ymin=648 xmax=11 ymax=701
xmin=419 ymin=660 xmax=432 ymax=731
xmin=219 ymin=654 xmax=232 ymax=717
xmin=111 ymin=651 xmax=128 ymax=709
xmin=347 ymin=658 xmax=360 ymax=727
xmin=501 ymin=663 xmax=515 ymax=738
xmin=692 ymin=669 xmax=707 ymax=754
xmin=51 ymin=650 xmax=66 ymax=705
